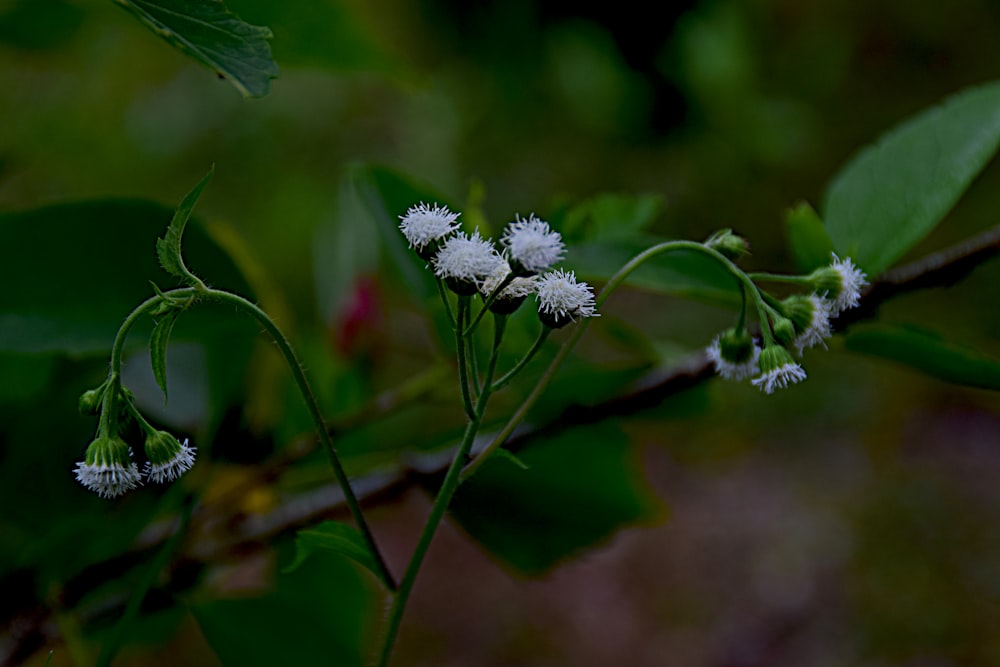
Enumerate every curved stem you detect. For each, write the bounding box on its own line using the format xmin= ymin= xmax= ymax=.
xmin=462 ymin=239 xmax=766 ymax=481
xmin=376 ymin=314 xmax=506 ymax=666
xmin=491 ymin=326 xmax=551 ymax=392
xmin=107 ymin=286 xmax=397 ymax=591
xmin=197 ymin=288 xmax=397 ymax=591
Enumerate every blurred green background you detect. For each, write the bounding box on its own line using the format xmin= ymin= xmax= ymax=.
xmin=3 ymin=0 xmax=1000 ymax=665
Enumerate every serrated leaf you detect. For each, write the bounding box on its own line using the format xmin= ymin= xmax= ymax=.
xmin=451 ymin=423 xmax=661 ymax=574
xmin=785 ymin=200 xmax=835 ymax=272
xmin=149 ymin=309 xmax=180 ymax=402
xmin=845 ymin=324 xmax=1000 ymax=390
xmin=156 ymin=167 xmax=213 ymax=285
xmin=113 ymin=0 xmax=278 ymax=98
xmin=822 ymin=80 xmax=1000 ymax=274
xmin=284 ymin=521 xmax=390 ymax=590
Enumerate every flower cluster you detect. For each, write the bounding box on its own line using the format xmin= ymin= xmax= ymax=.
xmin=400 ymin=203 xmax=598 ymax=328
xmin=706 ymin=250 xmax=867 ymax=394
xmin=74 ymin=386 xmax=196 ymax=499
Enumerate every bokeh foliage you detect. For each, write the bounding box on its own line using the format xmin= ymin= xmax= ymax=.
xmin=3 ymin=0 xmax=1000 ymax=665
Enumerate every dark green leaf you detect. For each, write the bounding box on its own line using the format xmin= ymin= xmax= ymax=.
xmin=822 ymin=80 xmax=1000 ymax=274
xmin=451 ymin=422 xmax=661 ymax=574
xmin=0 ymin=197 xmax=249 ymax=355
xmin=156 ymin=167 xmax=213 ymax=286
xmin=785 ymin=200 xmax=835 ymax=272
xmin=284 ymin=521 xmax=390 ymax=589
xmin=193 ymin=546 xmax=374 ymax=667
xmin=149 ymin=310 xmax=180 ymax=402
xmin=845 ymin=324 xmax=1000 ymax=390
xmin=113 ymin=0 xmax=278 ymax=98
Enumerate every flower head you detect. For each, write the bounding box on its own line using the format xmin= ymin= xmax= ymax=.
xmin=501 ymin=214 xmax=565 ymax=276
xmin=808 ymin=254 xmax=867 ymax=315
xmin=399 ymin=203 xmax=461 ymax=256
xmin=751 ymin=345 xmax=807 ymax=394
xmin=144 ymin=431 xmax=196 ymax=483
xmin=707 ymin=328 xmax=760 ymax=381
xmin=433 ymin=230 xmax=503 ymax=295
xmin=535 ymin=269 xmax=599 ymax=328
xmin=75 ymin=434 xmax=142 ymax=498
xmin=782 ymin=295 xmax=832 ymax=355
xmin=480 ymin=264 xmax=538 ymax=315
xmin=704 ymin=228 xmax=750 ymax=262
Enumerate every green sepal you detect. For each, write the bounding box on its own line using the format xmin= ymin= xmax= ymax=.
xmin=156 ymin=167 xmax=213 ymax=287
xmin=150 ymin=309 xmax=180 ymax=403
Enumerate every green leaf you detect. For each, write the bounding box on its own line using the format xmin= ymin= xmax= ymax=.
xmin=114 ymin=0 xmax=278 ymax=98
xmin=0 ymin=197 xmax=250 ymax=355
xmin=149 ymin=310 xmax=180 ymax=402
xmin=283 ymin=521 xmax=390 ymax=589
xmin=156 ymin=167 xmax=213 ymax=286
xmin=450 ymin=422 xmax=661 ymax=574
xmin=822 ymin=81 xmax=1000 ymax=274
xmin=845 ymin=324 xmax=1000 ymax=390
xmin=193 ymin=545 xmax=374 ymax=667
xmin=785 ymin=200 xmax=835 ymax=272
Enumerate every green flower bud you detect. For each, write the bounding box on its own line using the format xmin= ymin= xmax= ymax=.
xmin=705 ymin=229 xmax=751 ymax=262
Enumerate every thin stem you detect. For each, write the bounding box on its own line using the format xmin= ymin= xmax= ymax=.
xmin=455 ymin=296 xmax=476 ymax=420
xmin=464 ymin=273 xmax=514 ymax=336
xmin=197 ymin=288 xmax=397 ymax=591
xmin=462 ymin=239 xmax=767 ymax=481
xmin=435 ymin=277 xmax=456 ymax=329
xmin=747 ymin=271 xmax=812 ymax=285
xmin=376 ymin=314 xmax=506 ymax=667
xmin=107 ymin=286 xmax=397 ymax=592
xmin=491 ymin=326 xmax=551 ymax=392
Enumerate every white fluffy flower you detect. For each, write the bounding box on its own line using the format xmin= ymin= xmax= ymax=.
xmin=433 ymin=230 xmax=503 ymax=287
xmin=480 ymin=264 xmax=537 ymax=299
xmin=789 ymin=295 xmax=833 ymax=355
xmin=399 ymin=202 xmax=461 ymax=252
xmin=535 ymin=269 xmax=599 ymax=328
xmin=810 ymin=254 xmax=867 ymax=315
xmin=751 ymin=346 xmax=807 ymax=394
xmin=501 ymin=214 xmax=565 ymax=275
xmin=829 ymin=255 xmax=867 ymax=314
xmin=145 ymin=434 xmax=196 ymax=483
xmin=75 ymin=435 xmax=142 ymax=498
xmin=707 ymin=333 xmax=760 ymax=381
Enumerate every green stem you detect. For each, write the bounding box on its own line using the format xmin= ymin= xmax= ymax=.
xmin=462 ymin=239 xmax=767 ymax=481
xmin=464 ymin=273 xmax=514 ymax=336
xmin=455 ymin=296 xmax=476 ymax=420
xmin=435 ymin=277 xmax=456 ymax=329
xmin=491 ymin=326 xmax=551 ymax=392
xmin=747 ymin=271 xmax=811 ymax=286
xmin=108 ymin=286 xmax=397 ymax=592
xmin=376 ymin=314 xmax=505 ymax=667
